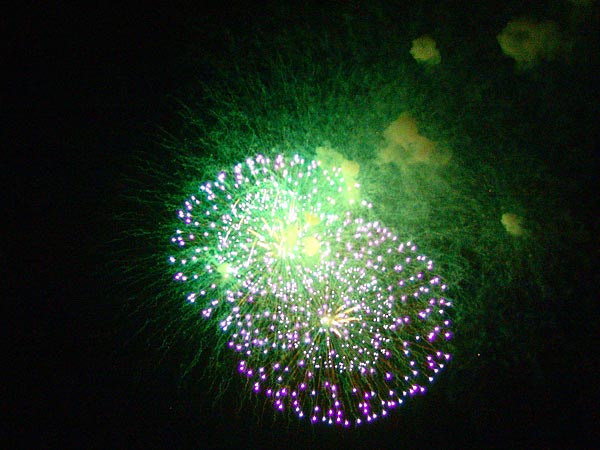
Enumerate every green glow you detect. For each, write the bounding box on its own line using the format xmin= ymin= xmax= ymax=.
xmin=167 ymin=154 xmax=452 ymax=426
xmin=118 ymin=4 xmax=592 ymax=430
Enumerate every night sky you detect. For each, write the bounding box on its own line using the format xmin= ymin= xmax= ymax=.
xmin=5 ymin=1 xmax=599 ymax=449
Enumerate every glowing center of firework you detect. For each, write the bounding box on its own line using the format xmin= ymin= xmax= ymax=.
xmin=245 ymin=203 xmax=324 ymax=265
xmin=249 ymin=219 xmax=300 ymax=259
xmin=319 ymin=305 xmax=360 ymax=338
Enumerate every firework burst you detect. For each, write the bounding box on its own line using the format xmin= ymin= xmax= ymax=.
xmin=168 ymin=154 xmax=452 ymax=426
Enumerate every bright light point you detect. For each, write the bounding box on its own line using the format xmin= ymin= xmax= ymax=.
xmin=217 ymin=262 xmax=233 ymax=278
xmin=320 ymin=315 xmax=333 ymax=328
xmin=302 ymin=236 xmax=321 ymax=256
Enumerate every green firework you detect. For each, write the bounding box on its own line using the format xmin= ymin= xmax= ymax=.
xmin=168 ymin=153 xmax=452 ymax=426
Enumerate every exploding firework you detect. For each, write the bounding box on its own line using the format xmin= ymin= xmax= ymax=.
xmin=168 ymin=154 xmax=452 ymax=426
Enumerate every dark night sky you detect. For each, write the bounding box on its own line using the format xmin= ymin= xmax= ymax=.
xmin=5 ymin=1 xmax=599 ymax=448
